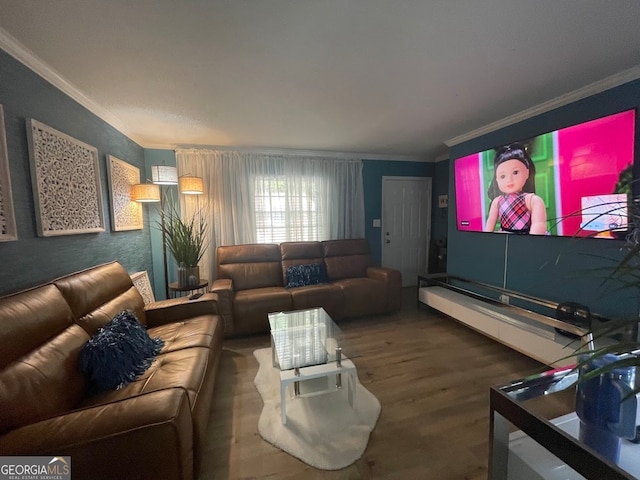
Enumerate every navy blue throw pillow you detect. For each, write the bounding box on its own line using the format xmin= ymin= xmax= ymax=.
xmin=79 ymin=310 xmax=164 ymax=392
xmin=285 ymin=263 xmax=328 ymax=288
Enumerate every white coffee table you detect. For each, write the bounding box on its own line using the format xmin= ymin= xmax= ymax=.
xmin=268 ymin=307 xmax=358 ymax=425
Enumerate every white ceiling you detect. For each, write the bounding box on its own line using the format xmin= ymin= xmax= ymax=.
xmin=1 ymin=1 xmax=639 ymax=160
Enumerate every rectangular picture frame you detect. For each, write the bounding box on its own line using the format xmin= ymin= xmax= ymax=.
xmin=27 ymin=118 xmax=105 ymax=236
xmin=0 ymin=105 xmax=17 ymax=242
xmin=107 ymin=155 xmax=143 ymax=231
xmin=130 ymin=270 xmax=155 ymax=304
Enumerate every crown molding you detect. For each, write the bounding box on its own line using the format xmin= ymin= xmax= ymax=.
xmin=0 ymin=28 xmax=139 ymax=143
xmin=0 ymin=28 xmax=430 ymax=160
xmin=0 ymin=30 xmax=429 ymax=160
xmin=445 ymin=65 xmax=640 ymax=147
xmin=173 ymin=145 xmax=429 ymax=162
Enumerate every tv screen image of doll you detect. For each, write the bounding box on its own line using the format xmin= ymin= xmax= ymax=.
xmin=454 ymin=109 xmax=636 ymax=238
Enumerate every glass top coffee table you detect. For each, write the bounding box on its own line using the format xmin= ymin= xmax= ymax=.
xmin=268 ymin=307 xmax=357 ymax=424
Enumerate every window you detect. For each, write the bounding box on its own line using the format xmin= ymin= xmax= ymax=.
xmin=254 ymin=175 xmax=326 ymax=243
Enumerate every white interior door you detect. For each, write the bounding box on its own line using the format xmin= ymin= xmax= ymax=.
xmin=381 ymin=176 xmax=432 ymax=287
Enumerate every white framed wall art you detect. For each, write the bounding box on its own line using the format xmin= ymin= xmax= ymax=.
xmin=107 ymin=155 xmax=143 ymax=231
xmin=130 ymin=271 xmax=155 ymax=304
xmin=0 ymin=105 xmax=17 ymax=242
xmin=27 ymin=119 xmax=105 ymax=236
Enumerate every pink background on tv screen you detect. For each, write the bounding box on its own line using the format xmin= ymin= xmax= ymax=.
xmin=557 ymin=110 xmax=635 ymax=236
xmin=454 ymin=109 xmax=635 ymax=236
xmin=454 ymin=153 xmax=483 ymax=231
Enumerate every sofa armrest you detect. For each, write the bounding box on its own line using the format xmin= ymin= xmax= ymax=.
xmin=144 ymin=293 xmax=219 ymax=328
xmin=367 ymin=266 xmax=402 ymax=311
xmin=0 ymin=388 xmax=194 ymax=480
xmin=211 ymin=278 xmax=233 ymax=293
xmin=366 ymin=266 xmax=400 ymax=282
xmin=210 ymin=279 xmax=234 ymax=335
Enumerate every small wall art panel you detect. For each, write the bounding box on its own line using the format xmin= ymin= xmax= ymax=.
xmin=27 ymin=119 xmax=105 ymax=236
xmin=0 ymin=105 xmax=17 ymax=241
xmin=130 ymin=271 xmax=155 ymax=304
xmin=107 ymin=155 xmax=143 ymax=231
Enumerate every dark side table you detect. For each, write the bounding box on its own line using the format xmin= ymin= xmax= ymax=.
xmin=168 ymin=279 xmax=208 ymax=298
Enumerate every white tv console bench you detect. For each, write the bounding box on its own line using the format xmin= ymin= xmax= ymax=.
xmin=418 ymin=275 xmax=593 ymax=367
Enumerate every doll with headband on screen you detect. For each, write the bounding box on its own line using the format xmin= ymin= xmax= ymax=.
xmin=484 ymin=142 xmax=547 ymax=235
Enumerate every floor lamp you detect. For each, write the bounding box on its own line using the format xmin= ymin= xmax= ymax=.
xmin=132 ymin=167 xmax=204 ymax=300
xmin=150 ymin=166 xmax=179 ymax=299
xmin=131 ymin=181 xmax=164 ymax=294
xmin=132 ymin=165 xmax=178 ymax=299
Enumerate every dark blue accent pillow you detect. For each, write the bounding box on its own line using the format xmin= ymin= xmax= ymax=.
xmin=79 ymin=310 xmax=164 ymax=392
xmin=285 ymin=263 xmax=328 ymax=288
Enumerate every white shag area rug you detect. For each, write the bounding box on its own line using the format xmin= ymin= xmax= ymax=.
xmin=253 ymin=347 xmax=381 ymax=470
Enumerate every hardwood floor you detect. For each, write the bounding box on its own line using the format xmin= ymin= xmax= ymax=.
xmin=198 ymin=288 xmax=551 ymax=479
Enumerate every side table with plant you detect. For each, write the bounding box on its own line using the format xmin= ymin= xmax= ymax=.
xmin=158 ymin=201 xmax=208 ymax=288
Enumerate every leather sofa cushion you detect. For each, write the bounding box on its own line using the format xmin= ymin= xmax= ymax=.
xmin=0 ymin=324 xmax=90 ymax=434
xmin=322 ymin=239 xmax=372 ymax=280
xmin=0 ymin=284 xmax=75 ymax=368
xmin=217 ymin=243 xmax=280 ymax=263
xmin=234 ymin=286 xmax=292 ymax=311
xmin=0 ymin=388 xmax=194 ymax=480
xmin=233 ymin=287 xmax=292 ymax=335
xmin=217 ymin=244 xmax=283 ymax=290
xmin=76 ymin=287 xmax=147 ymax=336
xmin=81 ymin=346 xmax=212 ymax=411
xmin=220 ymin=262 xmax=283 ymax=291
xmin=148 ymin=315 xmax=222 ymax=354
xmin=54 ymin=262 xmax=139 ymax=321
xmin=289 ymin=283 xmax=345 ymax=320
xmin=332 ymin=278 xmax=387 ymax=317
xmin=322 ymin=238 xmax=371 ymax=257
xmin=280 ymin=241 xmax=323 ymax=260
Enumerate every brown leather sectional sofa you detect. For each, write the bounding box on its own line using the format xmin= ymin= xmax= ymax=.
xmin=0 ymin=261 xmax=223 ymax=480
xmin=212 ymin=238 xmax=402 ymax=336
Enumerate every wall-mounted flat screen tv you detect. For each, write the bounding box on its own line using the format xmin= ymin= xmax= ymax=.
xmin=454 ymin=109 xmax=636 ymax=238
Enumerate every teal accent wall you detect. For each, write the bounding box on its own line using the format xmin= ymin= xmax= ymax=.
xmin=0 ymin=50 xmax=152 ymax=295
xmin=447 ymin=79 xmax=640 ymax=320
xmin=362 ymin=159 xmax=433 ymax=264
xmin=432 ymin=159 xmax=449 ymax=243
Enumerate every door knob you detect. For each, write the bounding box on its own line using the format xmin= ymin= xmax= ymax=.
xmin=385 ymin=239 xmax=391 ymax=244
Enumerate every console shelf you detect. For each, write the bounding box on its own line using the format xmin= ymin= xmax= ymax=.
xmin=417 ymin=274 xmax=592 ymax=366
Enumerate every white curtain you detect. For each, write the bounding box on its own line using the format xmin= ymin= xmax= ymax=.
xmin=175 ymin=149 xmax=365 ymax=282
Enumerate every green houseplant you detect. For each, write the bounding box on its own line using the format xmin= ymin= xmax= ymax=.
xmin=542 ymin=188 xmax=640 ymax=463
xmin=556 ymin=179 xmax=640 ymax=383
xmin=157 ymin=201 xmax=208 ymax=287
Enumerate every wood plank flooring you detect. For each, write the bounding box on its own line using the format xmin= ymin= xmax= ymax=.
xmin=198 ymin=288 xmax=555 ymax=479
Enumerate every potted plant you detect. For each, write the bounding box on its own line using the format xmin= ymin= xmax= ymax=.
xmin=550 ymin=185 xmax=640 ymax=462
xmin=563 ymin=191 xmax=640 ymax=362
xmin=157 ymin=201 xmax=207 ymax=287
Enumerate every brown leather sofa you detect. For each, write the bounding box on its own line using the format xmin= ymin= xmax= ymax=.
xmin=0 ymin=261 xmax=223 ymax=480
xmin=212 ymin=238 xmax=402 ymax=336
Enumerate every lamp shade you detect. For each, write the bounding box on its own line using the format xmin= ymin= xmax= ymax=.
xmin=179 ymin=176 xmax=204 ymax=195
xmin=131 ymin=183 xmax=161 ymax=202
xmin=151 ymin=165 xmax=178 ymax=185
